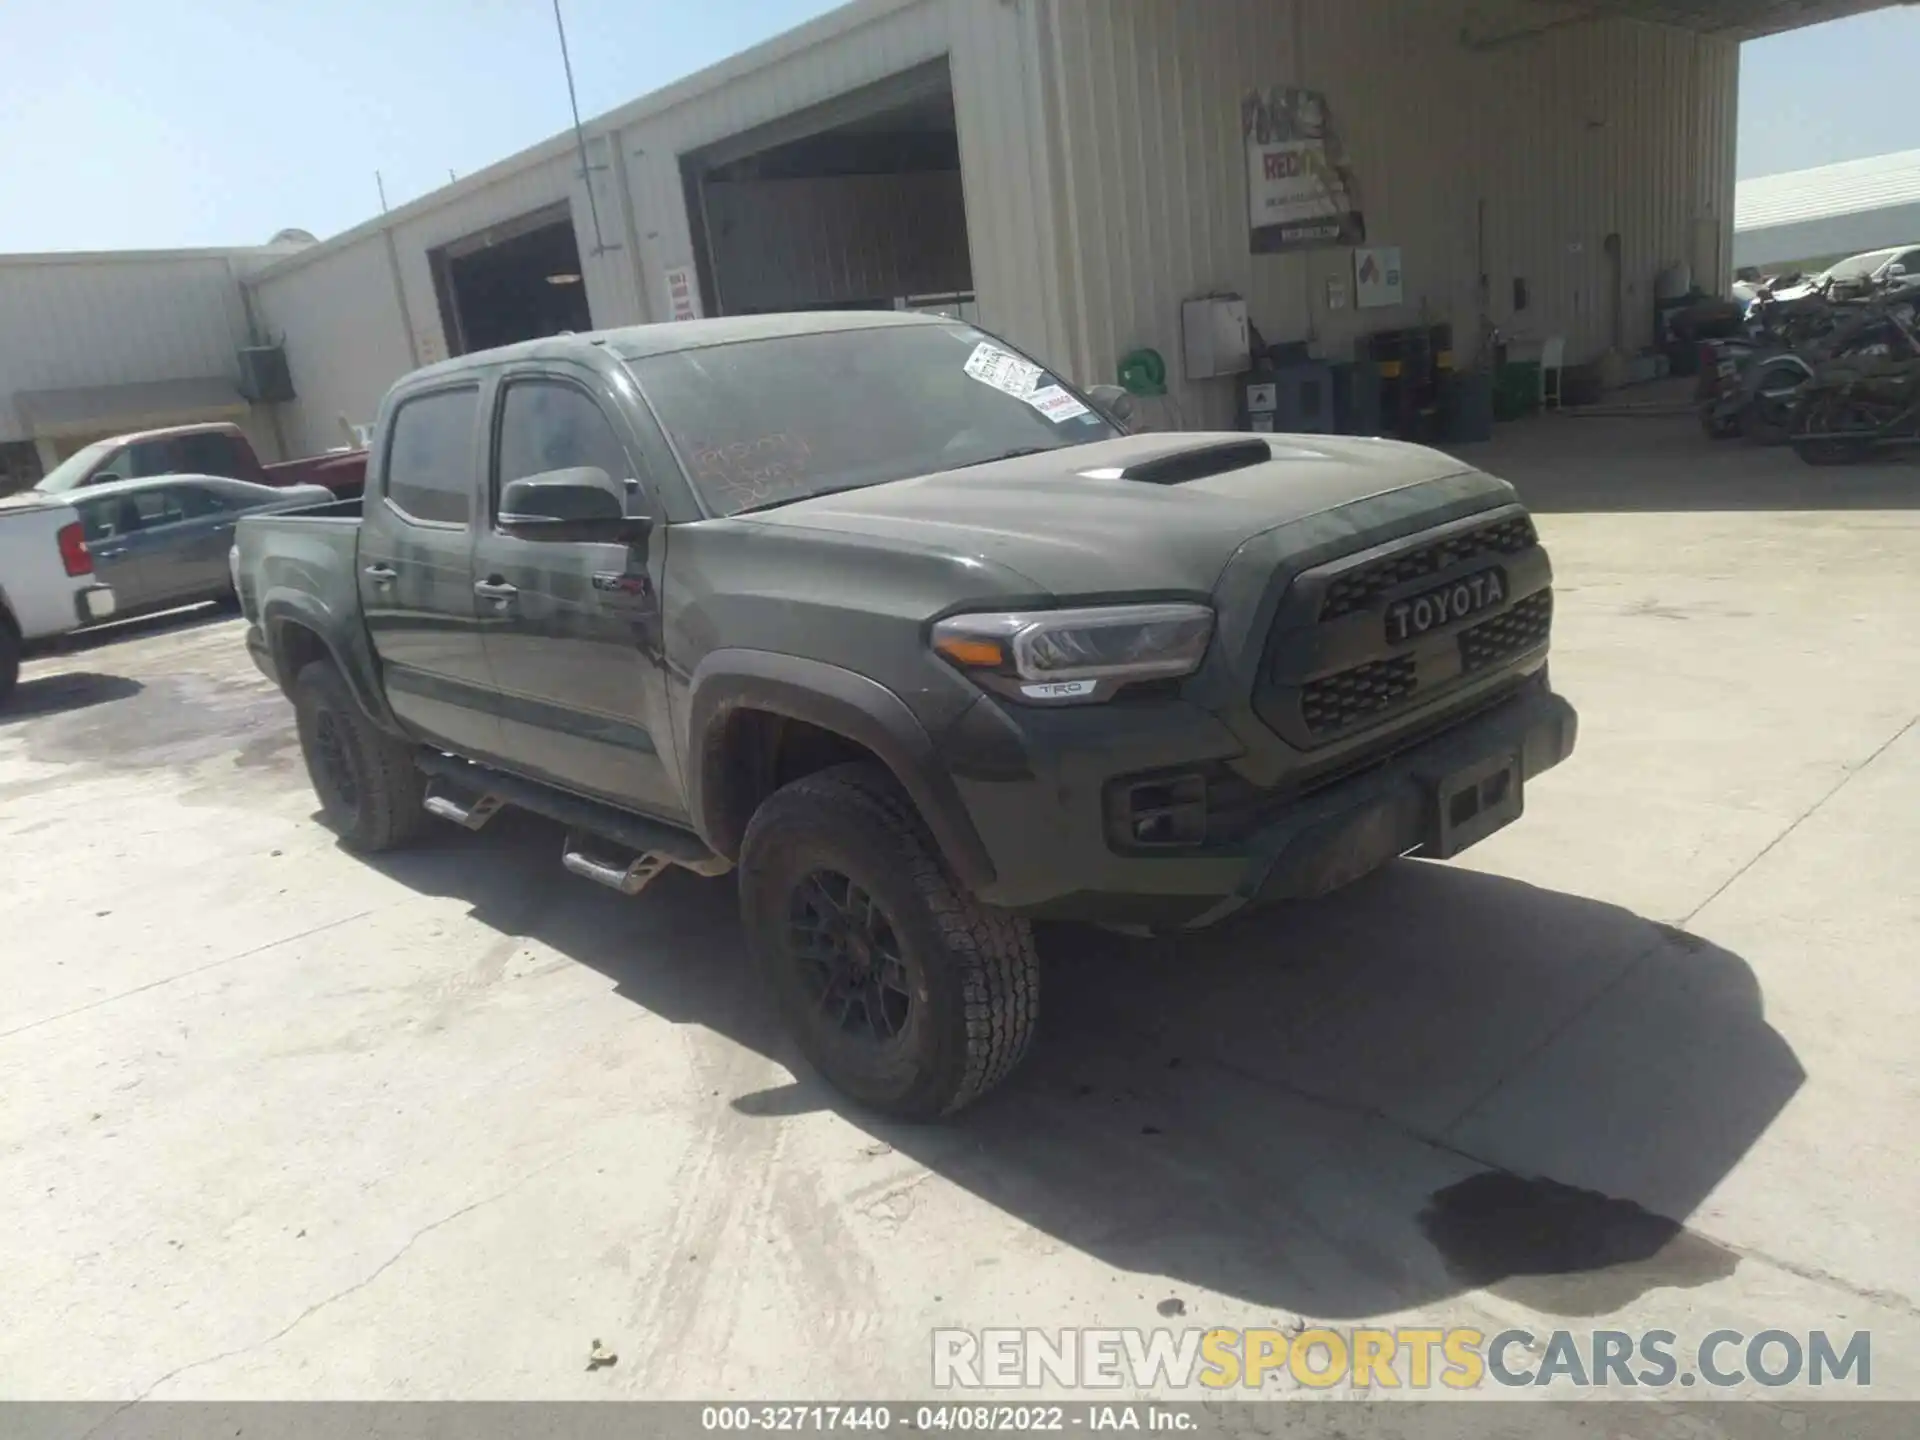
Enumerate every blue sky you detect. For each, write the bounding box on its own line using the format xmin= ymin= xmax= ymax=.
xmin=0 ymin=1 xmax=1914 ymax=253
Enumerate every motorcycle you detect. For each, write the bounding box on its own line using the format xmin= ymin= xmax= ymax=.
xmin=1708 ymin=281 xmax=1919 ymax=445
xmin=1791 ymin=355 xmax=1920 ymax=465
xmin=1787 ymin=284 xmax=1920 ymax=465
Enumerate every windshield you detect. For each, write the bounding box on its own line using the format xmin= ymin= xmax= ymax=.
xmin=33 ymin=438 xmax=120 ymax=494
xmin=628 ymin=323 xmax=1119 ymax=517
xmin=1824 ymin=249 xmax=1903 ymax=283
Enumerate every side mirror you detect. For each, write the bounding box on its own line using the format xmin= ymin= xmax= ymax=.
xmin=1087 ymin=383 xmax=1137 ymax=428
xmin=499 ymin=466 xmax=651 ymax=544
xmin=90 ymin=473 xmax=123 ymax=487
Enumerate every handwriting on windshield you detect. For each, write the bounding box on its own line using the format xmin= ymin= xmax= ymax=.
xmin=688 ymin=433 xmax=815 ymax=508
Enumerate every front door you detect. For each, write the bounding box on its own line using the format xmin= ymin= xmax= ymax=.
xmin=136 ymin=482 xmax=239 ymax=604
xmin=357 ymin=383 xmax=505 ymax=761
xmin=472 ymin=368 xmax=679 ymax=817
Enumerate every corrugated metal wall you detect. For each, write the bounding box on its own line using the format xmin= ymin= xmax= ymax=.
xmin=609 ymin=0 xmax=1069 ymax=363
xmin=1037 ymin=0 xmax=1739 ymax=426
xmin=0 ymin=252 xmax=258 ymax=443
xmin=250 ymin=233 xmax=417 ymax=459
xmin=247 ymin=0 xmax=1737 ymax=446
xmin=250 ymin=0 xmax=1073 ymax=450
xmin=703 ymin=172 xmax=971 ymax=312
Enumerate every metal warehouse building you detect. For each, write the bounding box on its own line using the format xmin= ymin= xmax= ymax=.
xmin=211 ymin=1 xmax=1913 ymax=450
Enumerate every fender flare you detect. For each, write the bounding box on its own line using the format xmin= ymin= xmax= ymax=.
xmin=685 ymin=648 xmax=996 ymax=891
xmin=259 ymin=591 xmax=402 ymax=734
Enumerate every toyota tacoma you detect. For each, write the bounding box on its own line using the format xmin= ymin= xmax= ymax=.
xmin=234 ymin=312 xmax=1577 ymax=1118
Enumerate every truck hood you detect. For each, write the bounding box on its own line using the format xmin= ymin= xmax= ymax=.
xmin=736 ymin=433 xmax=1484 ymax=596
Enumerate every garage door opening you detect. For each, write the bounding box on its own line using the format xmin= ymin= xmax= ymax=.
xmin=429 ymin=203 xmax=593 ymax=356
xmin=682 ymin=59 xmax=974 ymax=319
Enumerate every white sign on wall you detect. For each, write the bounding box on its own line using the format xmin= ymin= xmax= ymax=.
xmin=664 ymin=264 xmax=702 ymax=322
xmin=1354 ymin=246 xmax=1404 ymax=309
xmin=1242 ymin=87 xmax=1366 ymax=253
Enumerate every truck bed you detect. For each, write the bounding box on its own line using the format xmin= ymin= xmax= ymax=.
xmin=233 ymin=499 xmax=363 ymax=657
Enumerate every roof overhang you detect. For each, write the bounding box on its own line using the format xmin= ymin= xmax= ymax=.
xmin=1463 ymin=0 xmax=1906 ymax=46
xmin=12 ymin=376 xmax=248 ymax=440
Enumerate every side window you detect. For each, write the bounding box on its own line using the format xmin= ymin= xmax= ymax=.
xmin=89 ymin=446 xmax=133 ymax=485
xmin=494 ymin=379 xmax=639 ymax=517
xmin=174 ymin=484 xmax=228 ymax=518
xmin=175 ymin=432 xmax=249 ymax=480
xmin=384 ymin=388 xmax=479 ymax=526
xmin=124 ymin=439 xmax=174 ymax=479
xmin=133 ymin=488 xmax=189 ymax=528
xmin=77 ymin=500 xmax=114 ymax=544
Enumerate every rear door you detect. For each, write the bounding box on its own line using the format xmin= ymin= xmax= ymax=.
xmin=357 ymin=383 xmax=505 ymax=760
xmin=471 ymin=366 xmax=679 ymax=815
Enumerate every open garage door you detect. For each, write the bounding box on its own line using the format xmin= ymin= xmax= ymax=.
xmin=428 ymin=202 xmax=594 ymax=356
xmin=681 ymin=59 xmax=975 ymax=319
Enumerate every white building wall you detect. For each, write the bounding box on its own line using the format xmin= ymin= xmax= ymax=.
xmin=608 ymin=0 xmax=1070 ymax=365
xmin=248 ymin=233 xmax=417 ymax=459
xmin=1038 ymin=0 xmax=1739 ymax=425
xmin=244 ymin=0 xmax=1736 ymax=445
xmin=0 ymin=250 xmax=262 ymax=444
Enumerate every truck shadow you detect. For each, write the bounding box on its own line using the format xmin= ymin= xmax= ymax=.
xmin=0 ymin=671 xmax=143 ymax=723
xmin=362 ymin=810 xmax=1803 ymax=1324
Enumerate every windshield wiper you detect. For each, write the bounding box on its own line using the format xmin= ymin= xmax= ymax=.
xmin=951 ymin=446 xmax=1050 ymax=469
xmin=728 ymin=483 xmax=877 ymax=517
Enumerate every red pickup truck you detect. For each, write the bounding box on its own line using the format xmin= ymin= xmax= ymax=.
xmin=31 ymin=421 xmax=367 ymax=500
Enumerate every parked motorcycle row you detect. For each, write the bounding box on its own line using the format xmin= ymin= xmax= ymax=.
xmin=1699 ymin=263 xmax=1920 ymax=465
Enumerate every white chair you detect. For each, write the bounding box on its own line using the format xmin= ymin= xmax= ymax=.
xmin=1540 ymin=337 xmax=1566 ymax=410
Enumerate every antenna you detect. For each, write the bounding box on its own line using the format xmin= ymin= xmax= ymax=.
xmin=375 ymin=171 xmax=389 ymax=212
xmin=552 ymin=0 xmax=609 ymax=256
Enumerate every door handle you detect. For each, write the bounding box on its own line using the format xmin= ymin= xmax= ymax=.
xmin=363 ymin=563 xmax=397 ymax=586
xmin=95 ymin=546 xmax=128 ymax=559
xmin=473 ymin=579 xmax=519 ymax=602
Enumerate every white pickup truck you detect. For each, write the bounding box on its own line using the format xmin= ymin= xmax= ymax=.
xmin=0 ymin=493 xmax=116 ymax=705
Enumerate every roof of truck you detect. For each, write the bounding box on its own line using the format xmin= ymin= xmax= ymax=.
xmin=404 ymin=310 xmax=951 ymax=384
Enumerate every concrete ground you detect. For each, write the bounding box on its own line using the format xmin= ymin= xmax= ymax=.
xmin=2 ymin=415 xmax=1916 ymax=1408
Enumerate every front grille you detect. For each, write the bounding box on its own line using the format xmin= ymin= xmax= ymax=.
xmin=1460 ymin=590 xmax=1554 ymax=672
xmin=1320 ymin=514 xmax=1538 ymax=620
xmin=1302 ymin=656 xmax=1418 ymax=736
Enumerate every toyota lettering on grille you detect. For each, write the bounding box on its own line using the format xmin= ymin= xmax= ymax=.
xmin=1386 ymin=569 xmax=1507 ymax=645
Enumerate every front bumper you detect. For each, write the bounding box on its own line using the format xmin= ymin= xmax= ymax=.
xmin=959 ymin=678 xmax=1577 ymax=930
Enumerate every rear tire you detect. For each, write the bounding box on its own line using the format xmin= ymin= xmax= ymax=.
xmin=292 ymin=659 xmax=427 ymax=851
xmin=739 ymin=762 xmax=1039 ymax=1119
xmin=0 ymin=619 xmax=19 ymax=708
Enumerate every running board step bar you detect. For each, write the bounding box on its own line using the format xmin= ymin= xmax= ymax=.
xmin=561 ymin=835 xmax=674 ymax=896
xmin=415 ymin=751 xmax=731 ymax=880
xmin=423 ymin=784 xmax=504 ymax=831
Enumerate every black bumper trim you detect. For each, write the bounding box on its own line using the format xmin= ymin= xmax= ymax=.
xmin=1188 ymin=683 xmax=1577 ymax=928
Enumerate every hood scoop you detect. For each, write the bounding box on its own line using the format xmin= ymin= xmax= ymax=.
xmin=1087 ymin=438 xmax=1275 ymax=487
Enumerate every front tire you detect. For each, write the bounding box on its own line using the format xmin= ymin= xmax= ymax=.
xmin=739 ymin=762 xmax=1039 ymax=1119
xmin=292 ymin=659 xmax=427 ymax=851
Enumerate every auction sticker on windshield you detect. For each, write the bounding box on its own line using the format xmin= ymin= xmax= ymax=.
xmin=1027 ymin=385 xmax=1092 ymax=424
xmin=965 ymin=341 xmax=1044 ymax=398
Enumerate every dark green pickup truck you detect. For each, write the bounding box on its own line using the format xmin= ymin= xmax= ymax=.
xmin=235 ymin=311 xmax=1576 ymax=1118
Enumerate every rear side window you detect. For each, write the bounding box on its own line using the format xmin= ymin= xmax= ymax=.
xmin=384 ymin=388 xmax=479 ymax=526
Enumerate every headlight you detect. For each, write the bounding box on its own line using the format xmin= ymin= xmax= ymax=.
xmin=933 ymin=603 xmax=1214 ymax=702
